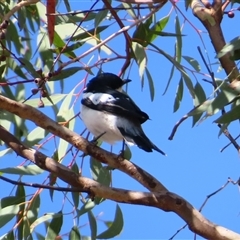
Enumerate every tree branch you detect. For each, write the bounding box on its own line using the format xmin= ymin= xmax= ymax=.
xmin=0 ymin=124 xmax=239 ymax=240
xmin=190 ymin=0 xmax=239 ymax=82
xmin=0 ymin=95 xmax=166 ymax=192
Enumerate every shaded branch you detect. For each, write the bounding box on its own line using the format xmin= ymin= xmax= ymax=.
xmin=0 ymin=125 xmax=240 ymax=240
xmin=190 ymin=0 xmax=239 ymax=82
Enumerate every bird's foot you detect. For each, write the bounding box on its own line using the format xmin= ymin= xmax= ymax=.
xmin=91 ymin=131 xmax=106 ymax=144
xmin=80 ymin=132 xmax=106 ymax=158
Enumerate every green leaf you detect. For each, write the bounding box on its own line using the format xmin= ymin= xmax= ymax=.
xmin=51 ymin=42 xmax=82 ymax=57
xmin=175 ymin=16 xmax=182 ymax=63
xmin=145 ymin=68 xmax=155 ymax=101
xmin=150 ymin=43 xmax=195 ymax=98
xmin=27 ymin=194 xmax=40 ymax=226
xmin=132 ymin=22 xmax=151 ymax=47
xmin=26 ymin=94 xmax=67 ymax=107
xmin=122 ymin=144 xmax=132 ymax=161
xmin=173 ymin=77 xmax=184 ymax=112
xmin=122 ymin=3 xmax=137 ymax=19
xmin=34 ymin=232 xmax=45 ymax=240
xmin=21 ymin=218 xmax=32 ymax=240
xmin=133 ymin=16 xmax=169 ymax=47
xmin=151 ymin=31 xmax=185 ymax=37
xmin=57 ymin=90 xmax=75 ymax=119
xmin=23 ymin=126 xmax=48 ymax=146
xmin=50 ymin=67 xmax=83 ymax=81
xmin=95 ymin=6 xmax=109 ymax=27
xmin=90 ymin=158 xmax=111 ymax=187
xmin=19 ymin=57 xmax=41 ymax=78
xmin=207 ymin=82 xmax=237 ymax=116
xmin=0 ymin=196 xmax=21 ymax=209
xmin=63 ymin=0 xmax=71 ymax=12
xmin=69 ymin=226 xmax=81 ymax=240
xmin=15 ymin=185 xmax=26 ymax=240
xmin=26 ymin=5 xmax=39 ymax=32
xmin=45 ymin=211 xmax=63 ymax=239
xmin=37 ymin=28 xmax=54 ymax=72
xmin=188 ymin=99 xmax=213 ymax=116
xmin=162 ymin=65 xmax=175 ymax=95
xmin=71 ymin=163 xmax=80 ymax=208
xmin=30 ymin=213 xmax=62 ymax=233
xmin=152 ymin=16 xmax=169 ymax=33
xmin=70 ymin=26 xmax=109 ymax=41
xmin=88 ymin=211 xmax=97 ymax=240
xmin=97 ymin=204 xmax=123 ymax=239
xmin=7 ymin=58 xmax=26 ymax=79
xmin=132 ymin=42 xmax=147 ymax=81
xmin=6 ymin=21 xmax=23 ymax=55
xmin=217 ymin=36 xmax=240 ymax=59
xmin=0 ymin=148 xmax=12 ymax=158
xmin=77 ymin=200 xmax=96 ymax=218
xmin=192 ymin=82 xmax=206 ymax=126
xmin=185 ymin=0 xmax=192 ymax=10
xmin=17 ymin=7 xmax=27 ymax=31
xmin=0 ymin=165 xmax=44 ymax=175
xmin=183 ymin=56 xmax=200 ymax=72
xmin=0 ymin=205 xmax=20 ymax=228
xmin=0 ymin=230 xmax=14 ymax=240
xmin=214 ymin=104 xmax=240 ymax=123
xmin=53 ymin=30 xmax=76 ymax=59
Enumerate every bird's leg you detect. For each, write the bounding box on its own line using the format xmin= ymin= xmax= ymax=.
xmin=80 ymin=131 xmax=106 ymax=157
xmin=91 ymin=131 xmax=106 ymax=144
xmin=118 ymin=139 xmax=126 ymax=158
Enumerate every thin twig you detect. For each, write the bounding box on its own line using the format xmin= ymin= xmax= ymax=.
xmin=220 ymin=133 xmax=240 ymax=152
xmin=0 ymin=176 xmax=86 ymax=193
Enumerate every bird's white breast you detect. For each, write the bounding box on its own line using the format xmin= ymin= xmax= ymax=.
xmin=81 ymin=92 xmax=130 ymax=144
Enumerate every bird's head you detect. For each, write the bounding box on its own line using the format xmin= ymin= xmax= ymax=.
xmin=84 ymin=73 xmax=131 ymax=92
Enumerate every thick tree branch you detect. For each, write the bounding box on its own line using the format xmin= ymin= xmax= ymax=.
xmin=0 ymin=125 xmax=239 ymax=240
xmin=190 ymin=0 xmax=239 ymax=82
xmin=0 ymin=95 xmax=166 ymax=192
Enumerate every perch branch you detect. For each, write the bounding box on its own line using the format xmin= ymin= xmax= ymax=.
xmin=0 ymin=125 xmax=239 ymax=240
xmin=0 ymin=95 xmax=166 ymax=192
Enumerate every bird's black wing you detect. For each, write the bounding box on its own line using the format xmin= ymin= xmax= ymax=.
xmin=81 ymin=89 xmax=149 ymax=124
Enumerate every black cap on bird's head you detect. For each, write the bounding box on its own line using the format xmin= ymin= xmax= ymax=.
xmin=84 ymin=72 xmax=131 ymax=92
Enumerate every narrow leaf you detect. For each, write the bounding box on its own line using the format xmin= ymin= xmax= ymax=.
xmin=50 ymin=67 xmax=83 ymax=81
xmin=0 ymin=165 xmax=44 ymax=175
xmin=162 ymin=64 xmax=175 ymax=95
xmin=132 ymin=42 xmax=147 ymax=81
xmin=173 ymin=78 xmax=184 ymax=112
xmin=30 ymin=213 xmax=62 ymax=233
xmin=183 ymin=55 xmax=200 ymax=72
xmin=77 ymin=200 xmax=95 ymax=217
xmin=175 ymin=16 xmax=182 ymax=63
xmin=88 ymin=211 xmax=97 ymax=240
xmin=45 ymin=211 xmax=63 ymax=239
xmin=192 ymin=82 xmax=206 ymax=126
xmin=71 ymin=163 xmax=80 ymax=208
xmin=214 ymin=104 xmax=240 ymax=123
xmin=97 ymin=204 xmax=123 ymax=239
xmin=0 ymin=205 xmax=19 ymax=228
xmin=69 ymin=226 xmax=81 ymax=240
xmin=145 ymin=68 xmax=155 ymax=101
xmin=217 ymin=36 xmax=240 ymax=59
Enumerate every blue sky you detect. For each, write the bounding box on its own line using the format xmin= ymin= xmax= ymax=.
xmin=1 ymin=0 xmax=240 ymax=239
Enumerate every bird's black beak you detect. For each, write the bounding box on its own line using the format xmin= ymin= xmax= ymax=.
xmin=123 ymin=79 xmax=131 ymax=85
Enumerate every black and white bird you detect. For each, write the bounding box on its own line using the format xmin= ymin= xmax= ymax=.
xmin=80 ymin=72 xmax=166 ymax=155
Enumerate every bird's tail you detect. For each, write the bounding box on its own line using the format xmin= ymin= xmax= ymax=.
xmin=118 ymin=126 xmax=166 ymax=155
xmin=133 ymin=134 xmax=166 ymax=156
